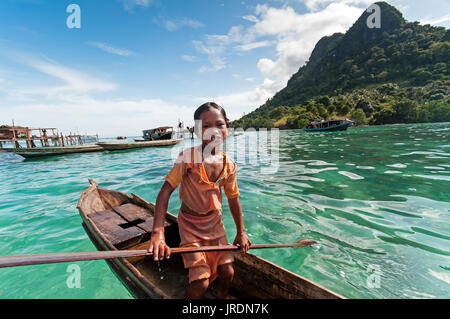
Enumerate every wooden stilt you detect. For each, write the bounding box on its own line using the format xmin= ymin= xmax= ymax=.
xmin=12 ymin=120 xmax=17 ymax=149
xmin=39 ymin=129 xmax=44 ymax=147
xmin=43 ymin=129 xmax=49 ymax=147
xmin=26 ymin=128 xmax=31 ymax=149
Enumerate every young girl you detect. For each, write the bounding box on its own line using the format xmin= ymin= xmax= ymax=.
xmin=148 ymin=102 xmax=251 ymax=299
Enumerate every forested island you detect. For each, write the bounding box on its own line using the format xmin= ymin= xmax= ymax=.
xmin=232 ymin=2 xmax=450 ymax=130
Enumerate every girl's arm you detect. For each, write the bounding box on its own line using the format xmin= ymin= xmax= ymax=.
xmin=228 ymin=196 xmax=251 ymax=253
xmin=148 ymin=181 xmax=175 ymax=260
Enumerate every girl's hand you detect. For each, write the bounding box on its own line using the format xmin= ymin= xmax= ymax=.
xmin=233 ymin=231 xmax=251 ymax=253
xmin=148 ymin=230 xmax=171 ymax=261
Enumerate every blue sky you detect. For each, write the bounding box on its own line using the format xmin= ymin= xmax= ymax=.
xmin=0 ymin=0 xmax=449 ymax=136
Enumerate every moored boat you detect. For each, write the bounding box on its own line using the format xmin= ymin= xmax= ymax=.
xmin=77 ymin=179 xmax=344 ymax=299
xmin=3 ymin=144 xmax=104 ymax=158
xmin=228 ymin=128 xmax=244 ymax=137
xmin=97 ymin=138 xmax=182 ymax=151
xmin=305 ymin=119 xmax=354 ymax=132
xmin=142 ymin=127 xmax=174 ymax=141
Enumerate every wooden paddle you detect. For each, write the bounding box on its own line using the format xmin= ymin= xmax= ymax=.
xmin=0 ymin=239 xmax=316 ymax=268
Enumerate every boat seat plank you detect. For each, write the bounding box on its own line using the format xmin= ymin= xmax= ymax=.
xmin=113 ymin=203 xmax=171 ymax=233
xmin=89 ymin=209 xmax=145 ymax=248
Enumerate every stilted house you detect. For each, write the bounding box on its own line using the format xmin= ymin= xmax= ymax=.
xmin=0 ymin=123 xmax=98 ymax=149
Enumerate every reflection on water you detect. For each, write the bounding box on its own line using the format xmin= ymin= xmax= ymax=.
xmin=0 ymin=123 xmax=449 ymax=298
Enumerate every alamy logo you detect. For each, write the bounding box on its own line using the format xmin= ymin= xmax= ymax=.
xmin=170 ymin=125 xmax=280 ymax=174
xmin=66 ymin=264 xmax=81 ymax=288
xmin=66 ymin=4 xmax=81 ymax=29
xmin=366 ymin=4 xmax=381 ymax=29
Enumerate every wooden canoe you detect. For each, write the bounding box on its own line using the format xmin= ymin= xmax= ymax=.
xmin=97 ymin=138 xmax=182 ymax=151
xmin=3 ymin=144 xmax=104 ymax=158
xmin=77 ymin=179 xmax=344 ymax=299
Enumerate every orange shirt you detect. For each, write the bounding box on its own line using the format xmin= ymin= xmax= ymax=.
xmin=165 ymin=146 xmax=239 ymax=214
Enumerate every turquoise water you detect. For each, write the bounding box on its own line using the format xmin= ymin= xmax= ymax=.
xmin=0 ymin=123 xmax=449 ymax=299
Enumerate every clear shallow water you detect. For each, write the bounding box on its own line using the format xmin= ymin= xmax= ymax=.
xmin=0 ymin=123 xmax=449 ymax=299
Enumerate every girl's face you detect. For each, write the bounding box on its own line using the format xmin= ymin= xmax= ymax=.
xmin=197 ymin=108 xmax=228 ymax=146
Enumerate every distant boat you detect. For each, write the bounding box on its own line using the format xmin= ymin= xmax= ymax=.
xmin=305 ymin=119 xmax=354 ymax=132
xmin=97 ymin=138 xmax=182 ymax=151
xmin=141 ymin=127 xmax=174 ymax=141
xmin=228 ymin=128 xmax=244 ymax=137
xmin=117 ymin=136 xmax=127 ymax=140
xmin=2 ymin=145 xmax=104 ymax=158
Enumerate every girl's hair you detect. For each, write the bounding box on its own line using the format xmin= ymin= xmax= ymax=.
xmin=194 ymin=102 xmax=230 ymax=127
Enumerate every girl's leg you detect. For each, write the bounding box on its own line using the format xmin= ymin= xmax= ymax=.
xmin=185 ymin=278 xmax=209 ymax=299
xmin=217 ymin=263 xmax=234 ymax=299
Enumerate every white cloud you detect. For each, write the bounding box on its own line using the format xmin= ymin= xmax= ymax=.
xmin=251 ymin=2 xmax=364 ymax=96
xmin=235 ymin=40 xmax=273 ymax=51
xmin=11 ymin=55 xmax=117 ymax=96
xmin=302 ymin=0 xmax=373 ymax=12
xmin=197 ymin=58 xmax=227 ymax=73
xmin=193 ymin=39 xmax=228 ymax=73
xmin=420 ymin=13 xmax=450 ymax=26
xmin=181 ymin=55 xmax=198 ymax=62
xmin=88 ymin=42 xmax=134 ymax=56
xmin=121 ymin=0 xmax=152 ymax=12
xmin=195 ymin=78 xmax=282 ymax=119
xmin=164 ymin=18 xmax=204 ymax=32
xmin=242 ymin=15 xmax=259 ymax=23
xmin=193 ymin=25 xmax=253 ymax=73
xmin=232 ymin=74 xmax=257 ymax=82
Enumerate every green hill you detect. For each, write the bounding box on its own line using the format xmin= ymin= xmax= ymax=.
xmin=232 ymin=1 xmax=450 ymax=129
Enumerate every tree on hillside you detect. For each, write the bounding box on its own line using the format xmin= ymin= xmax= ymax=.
xmin=392 ymin=99 xmax=419 ymax=123
xmin=350 ymin=109 xmax=368 ymax=125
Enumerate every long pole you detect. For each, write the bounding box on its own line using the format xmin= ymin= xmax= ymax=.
xmin=0 ymin=240 xmax=316 ymax=269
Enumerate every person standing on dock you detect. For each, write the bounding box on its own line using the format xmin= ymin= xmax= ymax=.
xmin=148 ymin=102 xmax=251 ymax=299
